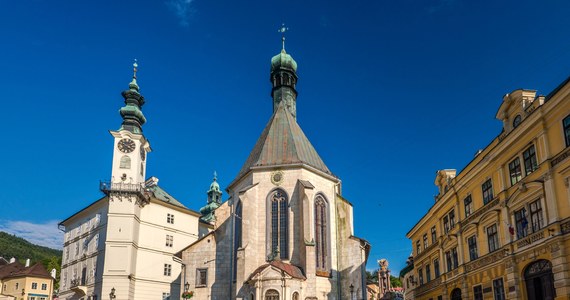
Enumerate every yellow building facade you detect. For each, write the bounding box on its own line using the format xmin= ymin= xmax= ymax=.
xmin=0 ymin=262 xmax=54 ymax=300
xmin=406 ymin=76 xmax=570 ymax=300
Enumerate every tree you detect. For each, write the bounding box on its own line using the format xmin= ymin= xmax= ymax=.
xmin=366 ymin=269 xmax=379 ymax=283
xmin=390 ymin=275 xmax=402 ymax=288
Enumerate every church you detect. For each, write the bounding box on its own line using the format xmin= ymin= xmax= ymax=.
xmin=58 ymin=40 xmax=369 ymax=300
xmin=177 ymin=44 xmax=370 ymax=300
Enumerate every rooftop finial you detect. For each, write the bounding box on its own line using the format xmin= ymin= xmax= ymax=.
xmin=213 ymin=171 xmax=217 ymax=181
xmin=133 ymin=59 xmax=138 ymax=79
xmin=278 ymin=23 xmax=289 ymax=52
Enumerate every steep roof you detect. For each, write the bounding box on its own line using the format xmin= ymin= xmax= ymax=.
xmin=238 ymin=103 xmax=331 ymax=176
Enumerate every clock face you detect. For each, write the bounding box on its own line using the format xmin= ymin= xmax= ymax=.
xmin=140 ymin=145 xmax=146 ymax=161
xmin=118 ymin=138 xmax=136 ymax=153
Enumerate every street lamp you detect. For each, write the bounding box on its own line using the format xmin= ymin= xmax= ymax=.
xmin=109 ymin=287 xmax=116 ymax=299
xmin=185 ymin=282 xmax=190 ymax=292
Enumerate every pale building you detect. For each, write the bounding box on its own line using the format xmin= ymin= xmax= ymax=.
xmin=177 ymin=45 xmax=370 ymax=300
xmin=58 ymin=65 xmax=203 ymax=300
xmin=0 ymin=260 xmax=54 ymax=300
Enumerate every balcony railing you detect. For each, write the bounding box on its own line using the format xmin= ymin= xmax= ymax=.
xmin=99 ymin=181 xmax=150 ymax=205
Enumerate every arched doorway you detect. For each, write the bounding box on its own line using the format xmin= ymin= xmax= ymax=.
xmin=524 ymin=259 xmax=556 ymax=300
xmin=450 ymin=288 xmax=462 ymax=300
xmin=265 ymin=289 xmax=279 ymax=300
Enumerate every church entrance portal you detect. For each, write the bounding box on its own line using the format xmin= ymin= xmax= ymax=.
xmin=524 ymin=259 xmax=556 ymax=300
xmin=450 ymin=288 xmax=461 ymax=300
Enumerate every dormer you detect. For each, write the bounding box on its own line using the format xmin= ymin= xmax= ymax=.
xmin=495 ymin=89 xmax=540 ymax=133
xmin=434 ymin=169 xmax=456 ymax=199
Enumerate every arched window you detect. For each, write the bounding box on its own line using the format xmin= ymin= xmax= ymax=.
xmin=265 ymin=289 xmax=279 ymax=300
xmin=513 ymin=115 xmax=522 ymax=128
xmin=292 ymin=292 xmax=299 ymax=300
xmin=270 ymin=189 xmax=288 ymax=260
xmin=315 ymin=195 xmax=328 ymax=273
xmin=119 ymin=155 xmax=131 ymax=169
xmin=233 ymin=201 xmax=242 ymax=280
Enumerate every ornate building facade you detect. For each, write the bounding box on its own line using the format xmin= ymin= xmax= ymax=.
xmin=177 ymin=46 xmax=370 ymax=300
xmin=406 ymin=77 xmax=570 ymax=300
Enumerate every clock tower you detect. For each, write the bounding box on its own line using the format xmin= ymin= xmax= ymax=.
xmin=109 ymin=61 xmax=150 ymax=186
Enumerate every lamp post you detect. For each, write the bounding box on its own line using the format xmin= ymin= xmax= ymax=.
xmin=109 ymin=287 xmax=116 ymax=299
xmin=185 ymin=282 xmax=190 ymax=292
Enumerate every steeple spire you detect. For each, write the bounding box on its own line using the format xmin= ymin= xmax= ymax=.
xmin=270 ymin=25 xmax=298 ymax=119
xmin=200 ymin=172 xmax=223 ymax=223
xmin=119 ymin=59 xmax=146 ymax=134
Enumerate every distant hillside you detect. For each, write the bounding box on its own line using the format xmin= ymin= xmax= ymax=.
xmin=0 ymin=231 xmax=61 ymax=271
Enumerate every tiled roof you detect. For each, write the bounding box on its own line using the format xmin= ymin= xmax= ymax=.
xmin=0 ymin=262 xmax=51 ymax=280
xmin=248 ymin=261 xmax=306 ymax=280
xmin=238 ymin=103 xmax=331 ymax=176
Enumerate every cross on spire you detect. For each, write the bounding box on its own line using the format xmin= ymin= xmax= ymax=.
xmin=278 ymin=23 xmax=289 ymax=51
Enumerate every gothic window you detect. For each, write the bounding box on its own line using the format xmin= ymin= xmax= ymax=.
xmin=265 ymin=289 xmax=279 ymax=300
xmin=315 ymin=195 xmax=329 ymax=273
xmin=233 ymin=201 xmax=242 ymax=280
xmin=270 ymin=189 xmax=288 ymax=260
xmin=292 ymin=292 xmax=299 ymax=300
xmin=119 ymin=155 xmax=131 ymax=169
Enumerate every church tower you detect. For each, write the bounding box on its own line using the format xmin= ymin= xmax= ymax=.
xmin=270 ymin=32 xmax=298 ymax=119
xmin=109 ymin=61 xmax=151 ymax=185
xmin=199 ymin=172 xmax=222 ymax=223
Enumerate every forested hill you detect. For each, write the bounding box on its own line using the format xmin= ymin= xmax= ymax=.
xmin=0 ymin=231 xmax=62 ymax=268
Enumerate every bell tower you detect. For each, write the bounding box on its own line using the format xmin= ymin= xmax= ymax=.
xmin=109 ymin=60 xmax=151 ymax=185
xmin=270 ymin=25 xmax=298 ymax=119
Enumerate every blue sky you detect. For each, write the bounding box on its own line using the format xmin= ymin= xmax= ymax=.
xmin=1 ymin=0 xmax=570 ymax=273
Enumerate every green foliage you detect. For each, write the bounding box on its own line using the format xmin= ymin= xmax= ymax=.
xmin=0 ymin=231 xmax=62 ymax=289
xmin=390 ymin=275 xmax=402 ymax=287
xmin=366 ymin=270 xmax=378 ymax=283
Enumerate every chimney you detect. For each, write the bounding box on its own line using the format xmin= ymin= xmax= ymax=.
xmin=9 ymin=257 xmax=15 ymax=263
xmin=25 ymin=259 xmax=30 ymax=267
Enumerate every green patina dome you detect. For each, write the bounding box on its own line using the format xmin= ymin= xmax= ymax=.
xmin=271 ymin=50 xmax=297 ymax=72
xmin=209 ymin=180 xmax=220 ymax=193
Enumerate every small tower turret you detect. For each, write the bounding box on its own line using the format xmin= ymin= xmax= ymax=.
xmin=270 ymin=24 xmax=298 ymax=119
xmin=119 ymin=60 xmax=146 ymax=134
xmin=200 ymin=172 xmax=222 ymax=223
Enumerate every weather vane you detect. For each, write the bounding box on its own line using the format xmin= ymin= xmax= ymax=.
xmin=133 ymin=59 xmax=138 ymax=79
xmin=278 ymin=23 xmax=289 ymax=51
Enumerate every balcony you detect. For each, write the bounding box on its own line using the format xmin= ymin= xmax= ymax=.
xmin=99 ymin=180 xmax=150 ymax=205
xmin=69 ymin=278 xmax=87 ymax=296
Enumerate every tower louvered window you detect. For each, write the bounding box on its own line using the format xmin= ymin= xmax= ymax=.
xmin=315 ymin=195 xmax=328 ymax=273
xmin=270 ymin=190 xmax=288 ymax=260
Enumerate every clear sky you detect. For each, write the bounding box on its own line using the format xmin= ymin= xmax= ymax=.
xmin=1 ymin=0 xmax=570 ymax=273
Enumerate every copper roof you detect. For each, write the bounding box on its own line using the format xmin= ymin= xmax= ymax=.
xmin=239 ymin=103 xmax=331 ymax=176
